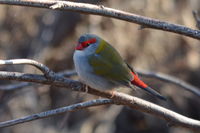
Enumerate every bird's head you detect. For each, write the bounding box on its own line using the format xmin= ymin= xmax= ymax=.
xmin=75 ymin=34 xmax=100 ymax=51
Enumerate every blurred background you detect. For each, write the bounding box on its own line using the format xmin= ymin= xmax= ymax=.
xmin=0 ymin=0 xmax=200 ymax=133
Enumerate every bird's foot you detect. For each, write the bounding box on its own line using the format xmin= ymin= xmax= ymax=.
xmin=85 ymin=85 xmax=89 ymax=93
xmin=109 ymin=90 xmax=116 ymax=98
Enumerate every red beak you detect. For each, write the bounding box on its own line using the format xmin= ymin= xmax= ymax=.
xmin=75 ymin=44 xmax=83 ymax=50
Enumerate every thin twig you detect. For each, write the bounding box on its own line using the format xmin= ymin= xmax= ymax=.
xmin=193 ymin=11 xmax=200 ymax=30
xmin=58 ymin=70 xmax=77 ymax=77
xmin=0 ymin=59 xmax=55 ymax=79
xmin=0 ymin=99 xmax=114 ymax=128
xmin=136 ymin=69 xmax=200 ymax=97
xmin=0 ymin=71 xmax=200 ymax=130
xmin=0 ymin=82 xmax=31 ymax=91
xmin=0 ymin=0 xmax=200 ymax=40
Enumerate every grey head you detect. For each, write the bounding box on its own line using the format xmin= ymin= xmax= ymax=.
xmin=78 ymin=33 xmax=101 ymax=45
xmin=75 ymin=34 xmax=102 ymax=54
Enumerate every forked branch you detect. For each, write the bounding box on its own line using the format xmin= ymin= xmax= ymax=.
xmin=1 ymin=59 xmax=200 ymax=97
xmin=0 ymin=59 xmax=199 ymax=130
xmin=0 ymin=59 xmax=55 ymax=79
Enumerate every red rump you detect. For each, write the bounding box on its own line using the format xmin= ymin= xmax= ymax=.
xmin=131 ymin=72 xmax=148 ymax=89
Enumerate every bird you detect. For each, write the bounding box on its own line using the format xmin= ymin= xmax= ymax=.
xmin=73 ymin=33 xmax=166 ymax=100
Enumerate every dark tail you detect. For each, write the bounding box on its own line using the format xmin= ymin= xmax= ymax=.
xmin=141 ymin=86 xmax=167 ymax=101
xmin=131 ymin=72 xmax=166 ymax=101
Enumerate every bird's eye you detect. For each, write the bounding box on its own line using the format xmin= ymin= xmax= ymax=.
xmin=80 ymin=42 xmax=89 ymax=47
xmin=81 ymin=38 xmax=96 ymax=48
xmin=76 ymin=37 xmax=97 ymax=50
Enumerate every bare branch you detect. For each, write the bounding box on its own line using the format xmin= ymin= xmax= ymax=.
xmin=3 ymin=68 xmax=200 ymax=98
xmin=0 ymin=82 xmax=31 ymax=91
xmin=1 ymin=59 xmax=199 ymax=130
xmin=0 ymin=59 xmax=55 ymax=79
xmin=60 ymin=70 xmax=200 ymax=98
xmin=0 ymin=0 xmax=200 ymax=40
xmin=0 ymin=71 xmax=83 ymax=91
xmin=112 ymin=92 xmax=200 ymax=130
xmin=0 ymin=70 xmax=200 ymax=130
xmin=136 ymin=69 xmax=200 ymax=98
xmin=0 ymin=99 xmax=114 ymax=128
xmin=5 ymin=59 xmax=197 ymax=97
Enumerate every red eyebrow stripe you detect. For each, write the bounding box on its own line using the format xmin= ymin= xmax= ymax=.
xmin=81 ymin=38 xmax=97 ymax=47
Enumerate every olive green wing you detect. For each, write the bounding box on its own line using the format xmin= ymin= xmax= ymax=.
xmin=88 ymin=40 xmax=132 ymax=86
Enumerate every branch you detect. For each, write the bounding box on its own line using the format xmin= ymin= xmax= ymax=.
xmin=2 ymin=67 xmax=200 ymax=98
xmin=0 ymin=71 xmax=200 ymax=130
xmin=136 ymin=70 xmax=200 ymax=97
xmin=0 ymin=0 xmax=200 ymax=40
xmin=0 ymin=59 xmax=200 ymax=130
xmin=58 ymin=70 xmax=77 ymax=77
xmin=0 ymin=82 xmax=31 ymax=91
xmin=0 ymin=99 xmax=114 ymax=128
xmin=0 ymin=59 xmax=55 ymax=79
xmin=60 ymin=70 xmax=200 ymax=98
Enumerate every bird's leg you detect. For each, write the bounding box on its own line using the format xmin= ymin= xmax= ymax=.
xmin=85 ymin=85 xmax=89 ymax=93
xmin=109 ymin=89 xmax=117 ymax=98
